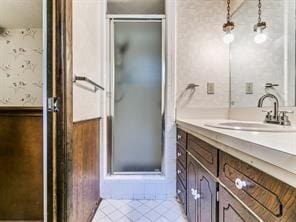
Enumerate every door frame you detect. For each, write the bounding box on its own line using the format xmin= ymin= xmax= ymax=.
xmin=44 ymin=0 xmax=73 ymax=221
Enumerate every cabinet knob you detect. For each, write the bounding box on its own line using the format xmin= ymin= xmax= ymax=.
xmin=177 ymin=169 xmax=182 ymax=175
xmin=177 ymin=189 xmax=182 ymax=194
xmin=235 ymin=178 xmax=249 ymax=190
xmin=177 ymin=134 xmax=182 ymax=140
xmin=191 ymin=188 xmax=201 ymax=200
xmin=177 ymin=152 xmax=182 ymax=157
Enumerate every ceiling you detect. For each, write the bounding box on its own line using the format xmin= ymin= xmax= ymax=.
xmin=0 ymin=0 xmax=42 ymax=29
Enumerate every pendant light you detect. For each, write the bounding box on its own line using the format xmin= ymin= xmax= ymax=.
xmin=254 ymin=0 xmax=267 ymax=44
xmin=223 ymin=0 xmax=235 ymax=44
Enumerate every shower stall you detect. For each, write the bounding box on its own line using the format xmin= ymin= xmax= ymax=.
xmin=107 ymin=16 xmax=166 ymax=174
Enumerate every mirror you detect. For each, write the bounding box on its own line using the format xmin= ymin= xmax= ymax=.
xmin=230 ymin=0 xmax=296 ymax=107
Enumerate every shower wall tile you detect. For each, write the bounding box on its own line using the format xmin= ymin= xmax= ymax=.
xmin=0 ymin=28 xmax=43 ymax=106
xmin=176 ymin=0 xmax=230 ymax=117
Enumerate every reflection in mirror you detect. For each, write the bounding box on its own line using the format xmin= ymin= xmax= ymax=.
xmin=0 ymin=0 xmax=44 ymax=221
xmin=230 ymin=0 xmax=296 ymax=107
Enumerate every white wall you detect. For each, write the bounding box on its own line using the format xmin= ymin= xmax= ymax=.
xmin=73 ymin=0 xmax=105 ymax=122
xmin=0 ymin=28 xmax=43 ymax=106
xmin=176 ymin=0 xmax=230 ymax=118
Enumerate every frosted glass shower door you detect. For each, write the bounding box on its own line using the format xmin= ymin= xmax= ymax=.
xmin=111 ymin=20 xmax=164 ymax=173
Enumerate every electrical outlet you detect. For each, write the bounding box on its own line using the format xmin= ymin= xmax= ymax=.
xmin=245 ymin=82 xmax=253 ymax=94
xmin=207 ymin=82 xmax=215 ymax=94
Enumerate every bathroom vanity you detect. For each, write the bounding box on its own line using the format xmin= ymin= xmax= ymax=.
xmin=176 ymin=120 xmax=296 ymax=222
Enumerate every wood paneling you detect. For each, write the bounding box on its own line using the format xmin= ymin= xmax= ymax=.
xmin=187 ymin=134 xmax=218 ymax=176
xmin=219 ymin=185 xmax=259 ymax=222
xmin=220 ymin=151 xmax=296 ymax=222
xmin=72 ymin=118 xmax=101 ymax=222
xmin=0 ymin=108 xmax=43 ymax=220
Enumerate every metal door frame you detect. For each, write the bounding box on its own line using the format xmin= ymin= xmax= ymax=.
xmin=107 ymin=15 xmax=166 ymax=175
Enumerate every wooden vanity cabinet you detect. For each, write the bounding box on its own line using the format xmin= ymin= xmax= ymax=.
xmin=176 ymin=127 xmax=296 ymax=222
xmin=187 ymin=154 xmax=217 ymax=222
xmin=220 ymin=151 xmax=296 ymax=222
xmin=176 ymin=129 xmax=187 ymax=213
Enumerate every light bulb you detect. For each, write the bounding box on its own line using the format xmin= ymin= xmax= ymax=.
xmin=254 ymin=29 xmax=267 ymax=44
xmin=223 ymin=32 xmax=234 ymax=44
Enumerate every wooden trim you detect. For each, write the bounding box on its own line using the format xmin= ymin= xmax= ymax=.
xmin=0 ymin=107 xmax=43 ymax=116
xmin=53 ymin=0 xmax=73 ymax=221
xmin=73 ymin=117 xmax=102 ymax=124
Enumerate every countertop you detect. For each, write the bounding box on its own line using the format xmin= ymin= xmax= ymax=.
xmin=176 ymin=118 xmax=296 ymax=188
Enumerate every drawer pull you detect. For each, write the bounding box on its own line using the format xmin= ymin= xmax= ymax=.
xmin=177 ymin=189 xmax=182 ymax=194
xmin=177 ymin=169 xmax=182 ymax=175
xmin=235 ymin=178 xmax=250 ymax=190
xmin=177 ymin=134 xmax=182 ymax=140
xmin=177 ymin=152 xmax=182 ymax=157
xmin=191 ymin=188 xmax=201 ymax=200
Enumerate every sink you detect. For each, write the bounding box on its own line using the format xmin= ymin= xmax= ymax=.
xmin=205 ymin=121 xmax=296 ymax=132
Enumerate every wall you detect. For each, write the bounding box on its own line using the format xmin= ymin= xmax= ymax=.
xmin=72 ymin=0 xmax=105 ymax=221
xmin=230 ymin=0 xmax=296 ymax=107
xmin=176 ymin=0 xmax=230 ymax=119
xmin=0 ymin=28 xmax=43 ymax=106
xmin=0 ymin=108 xmax=43 ymax=220
xmin=73 ymin=0 xmax=104 ymax=122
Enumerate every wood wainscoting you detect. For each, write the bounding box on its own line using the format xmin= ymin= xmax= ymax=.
xmin=0 ymin=107 xmax=43 ymax=220
xmin=72 ymin=118 xmax=101 ymax=222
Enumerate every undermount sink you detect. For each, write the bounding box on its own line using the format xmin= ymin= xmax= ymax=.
xmin=205 ymin=121 xmax=296 ymax=132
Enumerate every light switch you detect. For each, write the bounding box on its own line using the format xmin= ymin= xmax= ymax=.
xmin=207 ymin=82 xmax=215 ymax=94
xmin=245 ymin=82 xmax=253 ymax=94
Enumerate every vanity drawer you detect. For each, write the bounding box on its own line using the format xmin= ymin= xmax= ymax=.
xmin=177 ymin=160 xmax=186 ymax=188
xmin=219 ymin=151 xmax=296 ymax=222
xmin=177 ymin=177 xmax=187 ymax=212
xmin=187 ymin=134 xmax=218 ymax=176
xmin=177 ymin=128 xmax=187 ymax=148
xmin=176 ymin=145 xmax=186 ymax=168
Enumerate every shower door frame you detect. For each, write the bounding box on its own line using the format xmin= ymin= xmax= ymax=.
xmin=107 ymin=15 xmax=166 ymax=175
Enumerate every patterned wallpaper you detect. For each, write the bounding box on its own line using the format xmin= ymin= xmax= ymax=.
xmin=176 ymin=0 xmax=230 ymax=111
xmin=0 ymin=28 xmax=43 ymax=107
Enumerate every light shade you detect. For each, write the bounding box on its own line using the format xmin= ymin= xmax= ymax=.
xmin=254 ymin=29 xmax=267 ymax=44
xmin=223 ymin=32 xmax=234 ymax=44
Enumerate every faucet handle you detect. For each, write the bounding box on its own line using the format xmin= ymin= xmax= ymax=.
xmin=278 ymin=111 xmax=293 ymax=126
xmin=279 ymin=111 xmax=294 ymax=116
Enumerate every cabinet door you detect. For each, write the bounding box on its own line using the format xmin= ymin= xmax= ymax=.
xmin=187 ymin=155 xmax=199 ymax=222
xmin=197 ymin=166 xmax=217 ymax=222
xmin=187 ymin=154 xmax=217 ymax=222
xmin=219 ymin=186 xmax=260 ymax=222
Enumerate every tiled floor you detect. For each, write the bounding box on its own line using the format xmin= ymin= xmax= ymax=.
xmin=92 ymin=199 xmax=188 ymax=222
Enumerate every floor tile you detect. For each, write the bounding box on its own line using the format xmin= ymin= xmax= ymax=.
xmin=143 ymin=210 xmax=161 ymax=221
xmin=93 ymin=199 xmax=188 ymax=222
xmin=126 ymin=210 xmax=142 ymax=221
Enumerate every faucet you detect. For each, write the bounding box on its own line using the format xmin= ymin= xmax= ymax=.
xmin=258 ymin=94 xmax=292 ymax=126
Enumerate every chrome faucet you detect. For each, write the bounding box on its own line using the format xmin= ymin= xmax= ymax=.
xmin=258 ymin=94 xmax=292 ymax=126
